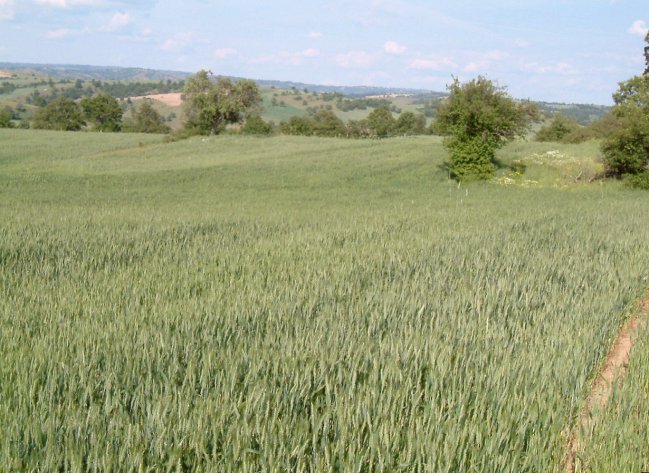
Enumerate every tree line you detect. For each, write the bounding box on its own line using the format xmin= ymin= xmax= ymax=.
xmin=2 ymin=39 xmax=648 ymax=189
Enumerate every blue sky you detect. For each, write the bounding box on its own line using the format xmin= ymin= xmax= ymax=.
xmin=0 ymin=0 xmax=647 ymax=104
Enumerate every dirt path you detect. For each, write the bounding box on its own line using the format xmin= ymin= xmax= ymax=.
xmin=562 ymin=290 xmax=649 ymax=472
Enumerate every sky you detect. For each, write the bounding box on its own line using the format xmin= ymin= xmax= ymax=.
xmin=0 ymin=0 xmax=647 ymax=104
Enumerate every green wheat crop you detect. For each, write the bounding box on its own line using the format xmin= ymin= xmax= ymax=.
xmin=0 ymin=129 xmax=647 ymax=471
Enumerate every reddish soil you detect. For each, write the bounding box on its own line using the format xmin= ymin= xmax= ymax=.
xmin=563 ymin=290 xmax=649 ymax=472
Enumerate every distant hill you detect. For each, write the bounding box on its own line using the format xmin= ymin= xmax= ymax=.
xmin=0 ymin=62 xmax=610 ymax=124
xmin=0 ymin=62 xmax=191 ymax=81
xmin=0 ymin=62 xmax=439 ymax=97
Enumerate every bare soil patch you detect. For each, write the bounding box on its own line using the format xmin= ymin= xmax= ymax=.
xmin=563 ymin=290 xmax=649 ymax=472
xmin=0 ymin=70 xmax=13 ymax=78
xmin=130 ymin=93 xmax=182 ymax=107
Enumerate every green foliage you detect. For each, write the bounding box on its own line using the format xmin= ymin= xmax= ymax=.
xmin=127 ymin=101 xmax=170 ymax=134
xmin=311 ymin=109 xmax=346 ymax=137
xmin=241 ymin=115 xmax=273 ymax=135
xmin=0 ymin=108 xmax=13 ymax=128
xmin=183 ymin=70 xmax=262 ymax=135
xmin=32 ymin=97 xmax=85 ymax=131
xmin=279 ymin=116 xmax=313 ymax=135
xmin=443 ymin=134 xmax=496 ymax=180
xmin=535 ymin=114 xmax=580 ymax=142
xmin=436 ymin=77 xmax=536 ymax=181
xmin=601 ymin=74 xmax=649 ymax=177
xmin=366 ymin=106 xmax=396 ymax=137
xmin=1 ymin=130 xmax=648 ymax=471
xmin=396 ymin=111 xmax=427 ymax=135
xmin=81 ymin=93 xmax=123 ymax=132
xmin=625 ymin=170 xmax=649 ymax=189
xmin=346 ymin=119 xmax=373 ymax=138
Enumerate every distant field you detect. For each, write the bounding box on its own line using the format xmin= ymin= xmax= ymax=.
xmin=0 ymin=130 xmax=647 ymax=471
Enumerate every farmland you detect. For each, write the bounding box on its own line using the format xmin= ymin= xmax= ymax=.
xmin=1 ymin=129 xmax=648 ymax=471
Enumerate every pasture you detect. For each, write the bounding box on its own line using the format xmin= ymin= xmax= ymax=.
xmin=0 ymin=129 xmax=647 ymax=471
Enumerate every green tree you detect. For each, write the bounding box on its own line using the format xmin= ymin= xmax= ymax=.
xmin=435 ymin=77 xmax=535 ymax=181
xmin=0 ymin=108 xmax=13 ymax=128
xmin=367 ymin=107 xmax=396 ymax=137
xmin=183 ymin=70 xmax=261 ymax=135
xmin=396 ymin=111 xmax=426 ymax=135
xmin=129 ymin=101 xmax=170 ymax=134
xmin=601 ymin=74 xmax=649 ymax=177
xmin=311 ymin=110 xmax=346 ymax=137
xmin=534 ymin=114 xmax=580 ymax=142
xmin=601 ymin=33 xmax=649 ymax=182
xmin=81 ymin=93 xmax=123 ymax=132
xmin=32 ymin=97 xmax=85 ymax=131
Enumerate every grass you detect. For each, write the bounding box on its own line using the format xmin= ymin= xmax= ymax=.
xmin=1 ymin=129 xmax=648 ymax=471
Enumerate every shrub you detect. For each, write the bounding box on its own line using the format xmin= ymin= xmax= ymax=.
xmin=242 ymin=115 xmax=273 ymax=135
xmin=535 ymin=114 xmax=580 ymax=142
xmin=435 ymin=77 xmax=536 ymax=181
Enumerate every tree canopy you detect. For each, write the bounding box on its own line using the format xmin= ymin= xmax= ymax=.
xmin=182 ymin=70 xmax=261 ymax=135
xmin=128 ymin=101 xmax=170 ymax=134
xmin=81 ymin=93 xmax=123 ymax=132
xmin=601 ymin=34 xmax=649 ymax=185
xmin=32 ymin=97 xmax=85 ymax=131
xmin=435 ymin=77 xmax=536 ymax=181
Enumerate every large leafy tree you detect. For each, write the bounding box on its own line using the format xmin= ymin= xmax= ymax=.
xmin=81 ymin=93 xmax=123 ymax=132
xmin=182 ymin=70 xmax=261 ymax=135
xmin=435 ymin=77 xmax=536 ymax=181
xmin=601 ymin=34 xmax=649 ymax=180
xmin=32 ymin=97 xmax=85 ymax=131
xmin=367 ymin=107 xmax=396 ymax=137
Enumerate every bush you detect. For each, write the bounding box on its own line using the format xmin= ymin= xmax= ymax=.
xmin=535 ymin=114 xmax=580 ymax=142
xmin=435 ymin=77 xmax=536 ymax=181
xmin=279 ymin=116 xmax=313 ymax=136
xmin=624 ymin=171 xmax=649 ymax=189
xmin=444 ymin=135 xmax=497 ymax=181
xmin=242 ymin=115 xmax=273 ymax=135
xmin=311 ymin=110 xmax=346 ymax=137
xmin=0 ymin=108 xmax=13 ymax=128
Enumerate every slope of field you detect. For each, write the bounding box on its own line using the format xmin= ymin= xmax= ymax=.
xmin=0 ymin=129 xmax=648 ymax=471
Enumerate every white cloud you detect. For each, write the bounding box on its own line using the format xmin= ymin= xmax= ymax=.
xmin=300 ymin=48 xmax=319 ymax=58
xmin=335 ymin=51 xmax=377 ymax=68
xmin=214 ymin=48 xmax=237 ymax=59
xmin=36 ymin=0 xmax=101 ymax=7
xmin=46 ymin=27 xmax=90 ymax=38
xmin=161 ymin=32 xmax=194 ymax=52
xmin=307 ymin=31 xmax=322 ymax=39
xmin=410 ymin=57 xmax=457 ymax=71
xmin=0 ymin=0 xmax=14 ymax=20
xmin=100 ymin=12 xmax=131 ymax=32
xmin=628 ymin=20 xmax=648 ymax=36
xmin=463 ymin=50 xmax=508 ymax=73
xmin=384 ymin=40 xmax=406 ymax=55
